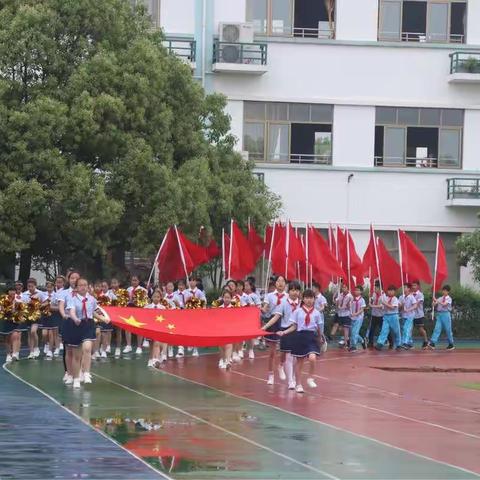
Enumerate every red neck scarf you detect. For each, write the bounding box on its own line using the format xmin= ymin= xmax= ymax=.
xmin=288 ymin=299 xmax=298 ymax=312
xmin=302 ymin=305 xmax=315 ymax=326
xmin=81 ymin=296 xmax=88 ymax=319
xmin=275 ymin=292 xmax=285 ymax=305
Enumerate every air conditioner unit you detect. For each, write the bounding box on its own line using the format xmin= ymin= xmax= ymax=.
xmin=219 ymin=22 xmax=254 ymax=43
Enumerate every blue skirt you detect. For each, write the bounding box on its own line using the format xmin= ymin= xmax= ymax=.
xmin=63 ymin=318 xmax=96 ymax=347
xmin=291 ymin=330 xmax=321 ymax=358
xmin=265 ymin=322 xmax=286 ymax=343
xmin=99 ymin=321 xmax=113 ymax=332
xmin=0 ymin=319 xmax=15 ymax=335
xmin=280 ymin=329 xmax=294 ymax=352
xmin=39 ymin=312 xmax=61 ymax=330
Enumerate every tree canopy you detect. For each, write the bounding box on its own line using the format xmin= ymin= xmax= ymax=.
xmin=0 ymin=0 xmax=281 ymax=282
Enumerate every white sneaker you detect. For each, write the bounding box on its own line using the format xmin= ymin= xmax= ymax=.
xmin=46 ymin=350 xmax=53 ymax=359
xmin=218 ymin=358 xmax=225 ymax=369
xmin=5 ymin=354 xmax=12 ymax=363
xmin=232 ymin=352 xmax=241 ymax=363
xmin=101 ymin=351 xmax=107 ymax=359
xmin=278 ymin=366 xmax=287 ymax=381
xmin=192 ymin=348 xmax=199 ymax=357
xmin=43 ymin=345 xmax=49 ymax=354
xmin=106 ymin=345 xmax=111 ymax=354
xmin=12 ymin=352 xmax=19 ymax=361
xmin=168 ymin=346 xmax=174 ymax=358
xmin=59 ymin=343 xmax=64 ymax=351
xmin=238 ymin=349 xmax=244 ymax=359
xmin=187 ymin=347 xmax=193 ymax=352
xmin=83 ymin=372 xmax=92 ymax=384
xmin=123 ymin=345 xmax=132 ymax=353
xmin=142 ymin=340 xmax=150 ymax=348
xmin=64 ymin=374 xmax=73 ymax=385
xmin=267 ymin=373 xmax=274 ymax=385
xmin=248 ymin=349 xmax=255 ymax=359
xmin=307 ymin=378 xmax=317 ymax=388
xmin=135 ymin=347 xmax=142 ymax=355
xmin=288 ymin=381 xmax=296 ymax=390
xmin=53 ymin=348 xmax=60 ymax=357
xmin=147 ymin=359 xmax=155 ymax=367
xmin=27 ymin=352 xmax=35 ymax=360
xmin=73 ymin=378 xmax=81 ymax=389
xmin=91 ymin=352 xmax=98 ymax=360
xmin=253 ymin=338 xmax=260 ymax=346
xmin=79 ymin=371 xmax=85 ymax=383
xmin=176 ymin=346 xmax=184 ymax=358
xmin=114 ymin=348 xmax=121 ymax=357
xmin=33 ymin=348 xmax=41 ymax=358
xmin=160 ymin=354 xmax=167 ymax=363
xmin=295 ymin=384 xmax=304 ymax=393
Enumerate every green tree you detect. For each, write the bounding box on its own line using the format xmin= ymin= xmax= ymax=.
xmin=456 ymin=231 xmax=480 ymax=284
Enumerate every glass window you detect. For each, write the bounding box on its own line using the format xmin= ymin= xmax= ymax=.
xmin=439 ymin=129 xmax=461 ymax=167
xmin=427 ymin=2 xmax=448 ymax=42
xmin=397 ymin=108 xmax=419 ymax=125
xmin=267 ymin=103 xmax=289 ymax=121
xmin=268 ymin=124 xmax=290 ymax=162
xmin=376 ymin=107 xmax=397 ymax=124
xmin=442 ymin=109 xmax=464 ymax=127
xmin=246 ymin=0 xmax=268 ymax=34
xmin=379 ymin=0 xmax=402 ymax=41
xmin=289 ymin=103 xmax=310 ymax=122
xmin=310 ymin=104 xmax=333 ymax=122
xmin=244 ymin=122 xmax=265 ymax=160
xmin=314 ymin=132 xmax=332 ymax=161
xmin=244 ymin=102 xmax=266 ymax=120
xmin=271 ymin=0 xmax=293 ymax=35
xmin=420 ymin=108 xmax=441 ymax=126
xmin=384 ymin=127 xmax=406 ymax=165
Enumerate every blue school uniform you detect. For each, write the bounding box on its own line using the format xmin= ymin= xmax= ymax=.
xmin=39 ymin=291 xmax=61 ymax=330
xmin=57 ymin=287 xmax=76 ymax=337
xmin=278 ymin=298 xmax=300 ymax=352
xmin=247 ymin=292 xmax=262 ymax=306
xmin=377 ymin=295 xmax=401 ymax=348
xmin=64 ymin=293 xmax=98 ymax=347
xmin=399 ymin=293 xmax=416 ymax=347
xmin=290 ymin=306 xmax=323 ymax=357
xmin=431 ymin=295 xmax=454 ymax=345
xmin=350 ymin=296 xmax=366 ymax=348
xmin=262 ymin=291 xmax=286 ymax=342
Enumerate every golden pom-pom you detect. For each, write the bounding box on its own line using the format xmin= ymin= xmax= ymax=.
xmin=0 ymin=295 xmax=14 ymax=321
xmin=41 ymin=300 xmax=52 ymax=317
xmin=115 ymin=289 xmax=129 ymax=307
xmin=211 ymin=299 xmax=222 ymax=308
xmin=160 ymin=298 xmax=173 ymax=309
xmin=13 ymin=302 xmax=28 ymax=324
xmin=185 ymin=297 xmax=206 ymax=309
xmin=26 ymin=298 xmax=42 ymax=322
xmin=95 ymin=292 xmax=111 ymax=307
xmin=133 ymin=289 xmax=148 ymax=308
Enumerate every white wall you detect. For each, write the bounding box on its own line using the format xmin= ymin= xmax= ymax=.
xmin=160 ymin=0 xmax=195 ymax=34
xmin=332 ymin=105 xmax=375 ymax=167
xmin=466 ymin=1 xmax=480 ymax=46
xmin=335 ymin=0 xmax=378 ymax=42
xmin=462 ymin=109 xmax=480 ymax=171
xmin=214 ymin=0 xmax=246 ymax=31
xmin=225 ymin=99 xmax=244 ymax=148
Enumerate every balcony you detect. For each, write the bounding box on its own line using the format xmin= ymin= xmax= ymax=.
xmin=212 ymin=40 xmax=268 ymax=75
xmin=375 ymin=157 xmax=439 ymax=168
xmin=446 ymin=178 xmax=480 ymax=207
xmin=448 ymin=52 xmax=480 ymax=84
xmin=163 ymin=37 xmax=196 ymax=68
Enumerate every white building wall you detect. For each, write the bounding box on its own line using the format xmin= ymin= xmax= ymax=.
xmin=335 ymin=0 xmax=379 ymax=42
xmin=160 ymin=0 xmax=195 ymax=34
xmin=213 ymin=0 xmax=246 ymax=31
xmin=466 ymin=1 xmax=480 ymax=45
xmin=332 ymin=105 xmax=375 ymax=167
xmin=462 ymin=109 xmax=480 ymax=171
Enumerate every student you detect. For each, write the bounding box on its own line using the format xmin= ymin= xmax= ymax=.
xmin=336 ymin=283 xmax=353 ymax=349
xmin=261 ymin=275 xmax=287 ymax=385
xmin=39 ymin=281 xmax=58 ymax=359
xmin=14 ymin=281 xmax=24 ymax=303
xmin=52 ymin=276 xmax=65 ymax=355
xmin=108 ymin=278 xmax=124 ymax=357
xmin=411 ymin=281 xmax=429 ymax=349
xmin=244 ymin=279 xmax=261 ymax=359
xmin=126 ymin=275 xmax=149 ymax=354
xmin=276 ymin=281 xmax=301 ymax=390
xmin=22 ymin=278 xmax=48 ymax=359
xmin=145 ymin=290 xmax=167 ymax=367
xmin=429 ymin=285 xmax=455 ymax=351
xmin=312 ymin=282 xmax=327 ymax=325
xmin=399 ymin=283 xmax=417 ymax=349
xmin=65 ymin=278 xmax=107 ymax=388
xmin=1 ymin=285 xmax=23 ymax=362
xmin=218 ymin=289 xmax=235 ymax=369
xmin=182 ymin=276 xmax=207 ymax=358
xmin=174 ymin=280 xmax=187 ymax=309
xmin=349 ymin=285 xmax=366 ymax=352
xmin=375 ymin=285 xmax=401 ymax=350
xmin=99 ymin=280 xmax=114 ymax=357
xmin=278 ymin=289 xmax=325 ymax=393
xmin=232 ymin=280 xmax=249 ymax=361
xmin=328 ymin=284 xmax=341 ymax=341
xmin=368 ymin=282 xmax=384 ymax=348
xmin=164 ymin=282 xmax=177 ymax=308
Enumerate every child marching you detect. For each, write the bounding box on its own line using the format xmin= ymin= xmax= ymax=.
xmin=429 ymin=285 xmax=455 ymax=351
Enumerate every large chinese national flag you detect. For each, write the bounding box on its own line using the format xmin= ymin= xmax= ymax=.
xmin=103 ymin=306 xmax=265 ymax=347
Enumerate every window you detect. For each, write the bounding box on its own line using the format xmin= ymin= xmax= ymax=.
xmin=244 ymin=101 xmax=333 ymax=164
xmin=246 ymin=0 xmax=335 ymax=38
xmin=378 ymin=0 xmax=466 ymax=43
xmin=132 ymin=0 xmax=161 ymax=29
xmin=375 ymin=107 xmax=463 ymax=168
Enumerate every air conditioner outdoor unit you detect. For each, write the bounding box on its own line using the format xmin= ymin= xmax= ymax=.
xmin=219 ymin=22 xmax=254 ymax=43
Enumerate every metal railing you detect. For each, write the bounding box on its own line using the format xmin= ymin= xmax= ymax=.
xmin=450 ymin=51 xmax=480 ymax=74
xmin=374 ymin=156 xmax=438 ymax=168
xmin=163 ymin=37 xmax=196 ymax=62
xmin=379 ymin=31 xmax=464 ymax=43
xmin=213 ymin=40 xmax=267 ymax=65
xmin=292 ymin=26 xmax=334 ymax=39
xmin=289 ymin=153 xmax=332 ymax=164
xmin=447 ymin=178 xmax=480 ymax=200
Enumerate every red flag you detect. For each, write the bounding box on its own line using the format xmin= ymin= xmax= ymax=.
xmin=157 ymin=227 xmax=192 ymax=282
xmin=270 ymin=223 xmax=287 ymax=277
xmin=104 ymin=306 xmax=266 ymax=347
xmin=229 ymin=221 xmax=255 ymax=279
xmin=398 ymin=230 xmax=433 ymax=284
xmin=328 ymin=225 xmax=337 ymax=257
xmin=337 ymin=227 xmax=363 ymax=288
xmin=434 ymin=235 xmax=448 ymax=292
xmin=377 ymin=238 xmax=402 ymax=289
xmin=347 ymin=230 xmax=364 ymax=286
xmin=362 ymin=226 xmax=381 ymax=291
xmin=178 ymin=230 xmax=209 ymax=266
xmin=206 ymin=238 xmax=221 ymax=260
xmin=222 ymin=231 xmax=230 ymax=276
xmin=248 ymin=224 xmax=265 ymax=263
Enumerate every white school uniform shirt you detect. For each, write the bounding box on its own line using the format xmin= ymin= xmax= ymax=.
xmin=68 ymin=293 xmax=98 ymax=320
xmin=278 ymin=297 xmax=300 ymax=328
xmin=336 ymin=292 xmax=353 ymax=317
xmin=291 ymin=306 xmax=323 ymax=333
xmin=127 ymin=285 xmax=148 ymax=300
xmin=247 ymin=292 xmax=262 ymax=306
xmin=21 ymin=289 xmax=48 ymax=303
xmin=59 ymin=287 xmax=77 ymax=315
xmin=399 ymin=293 xmax=416 ymax=318
xmin=370 ymin=292 xmax=384 ymax=317
xmin=412 ymin=291 xmax=425 ymax=319
xmin=106 ymin=289 xmax=118 ymax=302
xmin=436 ymin=295 xmax=452 ymax=313
xmin=383 ymin=295 xmax=399 ymax=314
xmin=174 ymin=290 xmax=186 ymax=308
xmin=145 ymin=302 xmax=166 ymax=310
xmin=350 ymin=296 xmax=366 ymax=322
xmin=163 ymin=293 xmax=177 ymax=308
xmin=263 ymin=290 xmax=287 ymax=317
xmin=314 ymin=293 xmax=327 ymax=322
xmin=183 ymin=288 xmax=206 ymax=303
xmin=51 ymin=288 xmax=64 ymax=307
xmin=234 ymin=292 xmax=250 ymax=306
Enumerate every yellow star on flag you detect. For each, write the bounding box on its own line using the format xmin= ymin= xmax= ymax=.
xmin=120 ymin=316 xmax=146 ymax=328
xmin=167 ymin=323 xmax=175 ymax=331
xmin=155 ymin=315 xmax=165 ymax=323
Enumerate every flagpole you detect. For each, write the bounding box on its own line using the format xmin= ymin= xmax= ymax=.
xmin=371 ymin=224 xmax=382 ymax=292
xmin=285 ymin=221 xmax=290 ymax=278
xmin=174 ymin=225 xmax=190 ymax=280
xmin=264 ymin=221 xmax=276 ymax=293
xmin=397 ymin=229 xmax=405 ymax=294
xmin=228 ymin=219 xmax=234 ymax=279
xmin=328 ymin=223 xmax=334 ymax=285
xmin=346 ymin=227 xmax=352 ymax=291
xmin=146 ymin=228 xmax=169 ymax=288
xmin=305 ymin=225 xmax=309 ymax=289
xmin=432 ymin=232 xmax=440 ymax=322
xmin=261 ymin=225 xmax=266 ymax=290
xmin=221 ymin=227 xmax=226 ymax=280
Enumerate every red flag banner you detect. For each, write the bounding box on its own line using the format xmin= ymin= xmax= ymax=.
xmin=248 ymin=225 xmax=265 ymax=263
xmin=229 ymin=221 xmax=255 ymax=279
xmin=206 ymin=238 xmax=221 ymax=260
xmin=377 ymin=238 xmax=402 ymax=289
xmin=157 ymin=227 xmax=189 ymax=282
xmin=434 ymin=235 xmax=448 ymax=292
xmin=308 ymin=226 xmax=344 ymax=284
xmin=398 ymin=230 xmax=432 ymax=284
xmin=178 ymin=230 xmax=209 ymax=266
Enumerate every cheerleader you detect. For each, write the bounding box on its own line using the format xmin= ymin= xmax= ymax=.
xmin=1 ymin=285 xmax=23 ymax=362
xmin=108 ymin=278 xmax=123 ymax=357
xmin=260 ymin=275 xmax=287 ymax=385
xmin=164 ymin=282 xmax=177 ymax=308
xmin=278 ymin=289 xmax=325 ymax=393
xmin=64 ymin=278 xmax=108 ymax=388
xmin=244 ymin=279 xmax=261 ymax=359
xmin=232 ymin=280 xmax=250 ymax=361
xmin=100 ymin=280 xmax=115 ymax=356
xmin=125 ymin=275 xmax=149 ymax=354
xmin=22 ymin=278 xmax=48 ymax=359
xmin=92 ymin=281 xmax=104 ymax=359
xmin=181 ymin=277 xmax=207 ymax=358
xmin=145 ymin=290 xmax=167 ymax=367
xmin=174 ymin=280 xmax=187 ymax=309
xmin=39 ymin=281 xmax=59 ymax=359
xmin=218 ymin=289 xmax=234 ymax=369
xmin=52 ymin=275 xmax=65 ymax=355
xmin=14 ymin=281 xmax=23 ymax=302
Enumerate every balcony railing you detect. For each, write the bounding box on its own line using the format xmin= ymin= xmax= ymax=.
xmin=450 ymin=52 xmax=480 ymax=74
xmin=254 ymin=153 xmax=332 ymax=165
xmin=292 ymin=26 xmax=335 ymax=39
xmin=379 ymin=31 xmax=464 ymax=44
xmin=375 ymin=156 xmax=439 ymax=168
xmin=447 ymin=178 xmax=480 ymax=200
xmin=213 ymin=40 xmax=267 ymax=65
xmin=163 ymin=37 xmax=196 ymax=62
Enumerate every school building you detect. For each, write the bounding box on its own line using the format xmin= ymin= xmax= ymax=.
xmin=143 ymin=0 xmax=480 ymax=286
